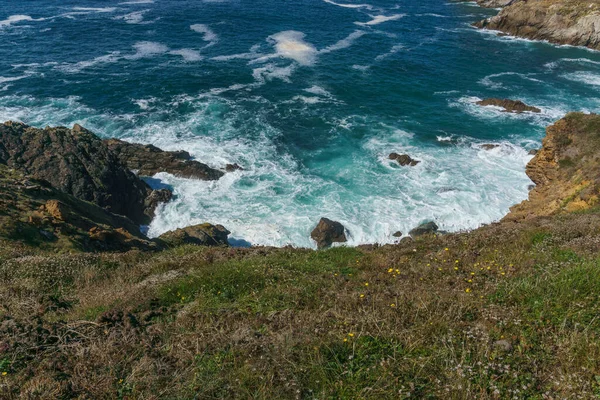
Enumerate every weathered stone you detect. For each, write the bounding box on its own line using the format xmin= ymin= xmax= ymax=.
xmin=409 ymin=221 xmax=439 ymax=237
xmin=310 ymin=218 xmax=348 ymax=249
xmin=493 ymin=339 xmax=513 ymax=351
xmin=0 ymin=122 xmax=160 ymax=225
xmin=474 ymin=0 xmax=600 ymax=51
xmin=389 ymin=153 xmax=420 ymax=166
xmin=476 ymin=98 xmax=541 ymax=114
xmin=104 ymin=138 xmax=224 ymax=181
xmin=225 ymin=163 xmax=244 ymax=172
xmin=158 ymin=223 xmax=230 ymax=247
xmin=392 ymin=231 xmax=403 ymax=237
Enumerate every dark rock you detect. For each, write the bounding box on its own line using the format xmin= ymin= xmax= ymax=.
xmin=409 ymin=221 xmax=439 ymax=237
xmin=392 ymin=231 xmax=403 ymax=237
xmin=158 ymin=223 xmax=230 ymax=247
xmin=476 ymin=98 xmax=541 ymax=114
xmin=389 ymin=153 xmax=420 ymax=166
xmin=400 ymin=237 xmax=414 ymax=244
xmin=0 ymin=122 xmax=161 ymax=225
xmin=225 ymin=163 xmax=244 ymax=172
xmin=104 ymin=138 xmax=224 ymax=181
xmin=528 ymin=149 xmax=538 ymax=156
xmin=480 ymin=144 xmax=500 ymax=150
xmin=144 ymin=189 xmax=173 ymax=219
xmin=310 ymin=218 xmax=348 ymax=249
xmin=0 ymin=163 xmax=157 ymax=252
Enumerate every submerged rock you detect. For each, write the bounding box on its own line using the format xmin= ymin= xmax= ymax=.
xmin=389 ymin=153 xmax=420 ymax=166
xmin=225 ymin=163 xmax=244 ymax=172
xmin=480 ymin=144 xmax=500 ymax=150
xmin=158 ymin=223 xmax=230 ymax=247
xmin=0 ymin=122 xmax=167 ymax=225
xmin=392 ymin=231 xmax=403 ymax=238
xmin=310 ymin=218 xmax=348 ymax=249
xmin=409 ymin=221 xmax=439 ymax=237
xmin=476 ymin=98 xmax=541 ymax=114
xmin=104 ymin=138 xmax=224 ymax=181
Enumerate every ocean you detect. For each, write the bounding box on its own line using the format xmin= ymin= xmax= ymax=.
xmin=1 ymin=0 xmax=600 ymax=247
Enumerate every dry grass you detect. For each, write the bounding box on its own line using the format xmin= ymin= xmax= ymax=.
xmin=1 ymin=212 xmax=600 ymax=399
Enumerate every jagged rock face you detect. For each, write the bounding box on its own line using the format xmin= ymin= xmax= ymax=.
xmin=476 ymin=98 xmax=541 ymax=114
xmin=0 ymin=164 xmax=157 ymax=251
xmin=389 ymin=153 xmax=420 ymax=166
xmin=506 ymin=113 xmax=600 ymax=221
xmin=474 ymin=0 xmax=600 ymax=50
xmin=158 ymin=223 xmax=230 ymax=247
xmin=0 ymin=122 xmax=162 ymax=225
xmin=311 ymin=218 xmax=348 ymax=249
xmin=476 ymin=0 xmax=521 ymax=8
xmin=104 ymin=139 xmax=225 ymax=180
xmin=409 ymin=221 xmax=439 ymax=237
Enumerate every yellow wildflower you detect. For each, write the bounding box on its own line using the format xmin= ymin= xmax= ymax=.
xmin=390 ymin=303 xmax=396 ymax=307
xmin=348 ymin=333 xmax=354 ymax=337
xmin=465 ymin=288 xmax=471 ymax=293
xmin=445 ymin=248 xmax=449 ymax=251
xmin=360 ymin=294 xmax=365 ymax=298
xmin=1 ymin=372 xmax=7 ymax=376
xmin=364 ymin=282 xmax=369 ymax=286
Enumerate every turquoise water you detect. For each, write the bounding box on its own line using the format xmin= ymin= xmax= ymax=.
xmin=2 ymin=0 xmax=600 ymax=247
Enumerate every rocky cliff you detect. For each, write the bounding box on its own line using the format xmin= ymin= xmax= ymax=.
xmin=474 ymin=0 xmax=600 ymax=51
xmin=0 ymin=122 xmax=165 ymax=225
xmin=104 ymin=139 xmax=224 ymax=181
xmin=505 ymin=112 xmax=600 ymax=220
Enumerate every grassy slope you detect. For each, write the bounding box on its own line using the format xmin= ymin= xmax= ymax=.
xmin=1 ymin=210 xmax=600 ymax=399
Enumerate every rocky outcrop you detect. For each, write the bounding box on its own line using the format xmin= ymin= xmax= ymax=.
xmin=505 ymin=113 xmax=600 ymax=221
xmin=474 ymin=0 xmax=600 ymax=51
xmin=104 ymin=139 xmax=225 ymax=180
xmin=476 ymin=98 xmax=541 ymax=114
xmin=476 ymin=0 xmax=521 ymax=8
xmin=158 ymin=223 xmax=230 ymax=247
xmin=0 ymin=122 xmax=167 ymax=225
xmin=0 ymin=164 xmax=157 ymax=251
xmin=409 ymin=221 xmax=439 ymax=237
xmin=311 ymin=218 xmax=348 ymax=249
xmin=389 ymin=153 xmax=420 ymax=166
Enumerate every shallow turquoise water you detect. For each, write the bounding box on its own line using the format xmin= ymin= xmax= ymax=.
xmin=1 ymin=0 xmax=600 ymax=247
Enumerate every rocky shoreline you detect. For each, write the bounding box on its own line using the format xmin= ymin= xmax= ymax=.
xmin=2 ymin=110 xmax=598 ymax=251
xmin=473 ymin=0 xmax=600 ymax=51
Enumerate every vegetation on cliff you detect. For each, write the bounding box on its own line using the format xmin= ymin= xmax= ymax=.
xmin=1 ymin=114 xmax=600 ymax=397
xmin=474 ymin=0 xmax=600 ymax=50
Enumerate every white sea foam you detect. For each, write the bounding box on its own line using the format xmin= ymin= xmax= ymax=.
xmin=304 ymin=85 xmax=332 ymax=97
xmin=451 ymin=96 xmax=565 ymax=126
xmin=545 ymin=58 xmax=600 ymax=69
xmin=190 ymin=24 xmax=219 ymax=47
xmin=169 ymin=49 xmax=203 ymax=62
xmin=355 ymin=14 xmax=404 ymax=26
xmin=561 ymin=71 xmax=600 ymax=87
xmin=252 ymin=63 xmax=296 ymax=83
xmin=128 ymin=41 xmax=169 ymax=59
xmin=71 ymin=7 xmax=117 ymax=13
xmin=375 ymin=44 xmax=404 ymax=61
xmin=319 ymin=30 xmax=366 ymax=54
xmin=268 ymin=31 xmax=318 ymax=66
xmin=0 ymin=74 xmax=31 ymax=84
xmin=322 ymin=0 xmax=373 ymax=9
xmin=56 ymin=52 xmax=122 ymax=73
xmin=0 ymin=15 xmax=44 ymax=27
xmin=119 ymin=0 xmax=154 ymax=4
xmin=113 ymin=10 xmax=151 ymax=24
xmin=479 ymin=72 xmax=543 ymax=90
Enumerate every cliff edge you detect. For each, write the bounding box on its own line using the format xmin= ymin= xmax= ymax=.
xmin=474 ymin=0 xmax=600 ymax=51
xmin=505 ymin=112 xmax=600 ymax=220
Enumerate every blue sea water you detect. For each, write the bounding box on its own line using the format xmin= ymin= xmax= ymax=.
xmin=1 ymin=0 xmax=600 ymax=247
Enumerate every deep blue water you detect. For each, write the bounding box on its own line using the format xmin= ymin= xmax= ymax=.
xmin=2 ymin=0 xmax=600 ymax=247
